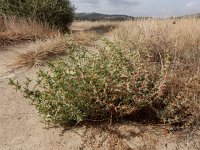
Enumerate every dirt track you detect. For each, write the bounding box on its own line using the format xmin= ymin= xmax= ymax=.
xmin=0 ymin=45 xmax=200 ymax=150
xmin=0 ymin=46 xmax=87 ymax=150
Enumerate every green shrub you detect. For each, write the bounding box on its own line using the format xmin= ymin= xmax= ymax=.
xmin=9 ymin=38 xmax=175 ymax=125
xmin=0 ymin=0 xmax=75 ymax=32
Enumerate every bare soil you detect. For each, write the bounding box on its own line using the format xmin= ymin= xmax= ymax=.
xmin=0 ymin=44 xmax=200 ymax=150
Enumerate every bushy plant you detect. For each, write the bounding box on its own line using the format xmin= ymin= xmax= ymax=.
xmin=9 ymin=39 xmax=174 ymax=125
xmin=0 ymin=0 xmax=75 ymax=32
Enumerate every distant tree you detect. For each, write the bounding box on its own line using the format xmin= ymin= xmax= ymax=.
xmin=0 ymin=0 xmax=75 ymax=32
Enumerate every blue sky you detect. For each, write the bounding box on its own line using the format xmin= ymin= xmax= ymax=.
xmin=71 ymin=0 xmax=200 ymax=17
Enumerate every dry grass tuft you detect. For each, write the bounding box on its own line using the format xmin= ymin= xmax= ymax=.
xmin=71 ymin=31 xmax=97 ymax=46
xmin=0 ymin=16 xmax=59 ymax=48
xmin=11 ymin=36 xmax=68 ymax=69
xmin=0 ymin=32 xmax=37 ymax=48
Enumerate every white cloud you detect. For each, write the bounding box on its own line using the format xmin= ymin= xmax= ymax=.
xmin=185 ymin=1 xmax=196 ymax=8
xmin=71 ymin=0 xmax=200 ymax=17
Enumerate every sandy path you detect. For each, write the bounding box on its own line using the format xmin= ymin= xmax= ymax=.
xmin=0 ymin=46 xmax=87 ymax=150
xmin=0 ymin=44 xmax=200 ymax=150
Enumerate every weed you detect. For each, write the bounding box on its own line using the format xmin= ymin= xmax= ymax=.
xmin=9 ymin=39 xmax=174 ymax=126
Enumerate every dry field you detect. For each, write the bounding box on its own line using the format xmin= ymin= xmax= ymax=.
xmin=0 ymin=17 xmax=200 ymax=150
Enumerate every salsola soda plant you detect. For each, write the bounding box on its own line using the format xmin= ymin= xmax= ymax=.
xmin=9 ymin=38 xmax=181 ymax=125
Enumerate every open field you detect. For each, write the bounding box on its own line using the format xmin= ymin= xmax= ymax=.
xmin=0 ymin=17 xmax=200 ymax=149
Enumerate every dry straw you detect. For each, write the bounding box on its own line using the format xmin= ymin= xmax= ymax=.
xmin=12 ymin=35 xmax=68 ymax=69
xmin=0 ymin=16 xmax=59 ymax=48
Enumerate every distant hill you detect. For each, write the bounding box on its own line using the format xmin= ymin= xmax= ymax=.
xmin=75 ymin=12 xmax=150 ymax=21
xmin=74 ymin=12 xmax=200 ymax=21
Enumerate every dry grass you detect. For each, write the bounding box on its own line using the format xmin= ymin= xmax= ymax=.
xmin=0 ymin=16 xmax=66 ymax=69
xmin=11 ymin=35 xmax=68 ymax=69
xmin=0 ymin=32 xmax=37 ymax=48
xmin=112 ymin=18 xmax=200 ymax=64
xmin=71 ymin=21 xmax=118 ymax=33
xmin=70 ymin=21 xmax=119 ymax=46
xmin=0 ymin=16 xmax=59 ymax=48
xmin=71 ymin=31 xmax=98 ymax=46
xmin=111 ymin=18 xmax=200 ymax=126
